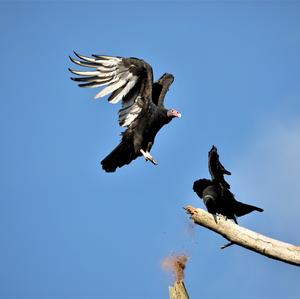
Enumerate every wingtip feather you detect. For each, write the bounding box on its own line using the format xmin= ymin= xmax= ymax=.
xmin=69 ymin=56 xmax=74 ymax=63
xmin=68 ymin=68 xmax=77 ymax=75
xmin=73 ymin=51 xmax=81 ymax=59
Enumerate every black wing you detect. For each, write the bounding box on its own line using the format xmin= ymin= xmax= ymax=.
xmin=208 ymin=145 xmax=231 ymax=189
xmin=152 ymin=73 xmax=174 ymax=106
xmin=69 ymin=52 xmax=153 ymax=128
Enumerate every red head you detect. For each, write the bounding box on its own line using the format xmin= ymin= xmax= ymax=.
xmin=167 ymin=109 xmax=181 ymax=119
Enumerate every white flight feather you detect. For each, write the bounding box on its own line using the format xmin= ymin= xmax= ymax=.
xmin=98 ymin=60 xmax=118 ymax=67
xmin=119 ymin=105 xmax=133 ymax=117
xmin=108 ymin=76 xmax=138 ymax=104
xmin=80 ymin=82 xmax=110 ymax=89
xmin=92 ymin=77 xmax=114 ymax=83
xmin=119 ymin=103 xmax=142 ymax=127
xmin=121 ymin=112 xmax=140 ymax=127
xmin=75 ymin=54 xmax=97 ymax=62
xmin=76 ymin=53 xmax=120 ymax=66
xmin=71 ymin=58 xmax=95 ymax=68
xmin=96 ymin=70 xmax=117 ymax=78
xmin=96 ymin=65 xmax=117 ymax=72
xmin=119 ymin=113 xmax=138 ymax=125
xmin=94 ymin=78 xmax=127 ymax=99
xmin=70 ymin=70 xmax=101 ymax=76
xmin=72 ymin=69 xmax=116 ymax=78
xmin=96 ymin=55 xmax=122 ymax=62
xmin=129 ymin=105 xmax=141 ymax=114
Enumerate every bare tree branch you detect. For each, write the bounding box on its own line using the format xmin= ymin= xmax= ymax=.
xmin=169 ymin=281 xmax=189 ymax=299
xmin=162 ymin=254 xmax=190 ymax=299
xmin=185 ymin=205 xmax=300 ymax=267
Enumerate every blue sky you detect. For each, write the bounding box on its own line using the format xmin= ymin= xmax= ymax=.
xmin=1 ymin=1 xmax=300 ymax=298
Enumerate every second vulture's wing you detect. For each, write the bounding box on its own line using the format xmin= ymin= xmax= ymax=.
xmin=208 ymin=145 xmax=231 ymax=189
xmin=69 ymin=52 xmax=153 ymax=128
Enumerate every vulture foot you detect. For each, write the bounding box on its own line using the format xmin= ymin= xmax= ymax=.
xmin=220 ymin=241 xmax=235 ymax=250
xmin=212 ymin=214 xmax=218 ymax=224
xmin=140 ymin=149 xmax=158 ymax=165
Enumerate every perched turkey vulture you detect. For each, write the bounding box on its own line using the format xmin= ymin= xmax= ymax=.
xmin=69 ymin=52 xmax=181 ymax=172
xmin=193 ymin=179 xmax=263 ymax=223
xmin=193 ymin=146 xmax=263 ymax=223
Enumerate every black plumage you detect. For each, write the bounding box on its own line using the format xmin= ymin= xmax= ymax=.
xmin=193 ymin=146 xmax=263 ymax=223
xmin=208 ymin=145 xmax=231 ymax=189
xmin=69 ymin=52 xmax=181 ymax=172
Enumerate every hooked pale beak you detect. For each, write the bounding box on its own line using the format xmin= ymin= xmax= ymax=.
xmin=167 ymin=109 xmax=182 ymax=118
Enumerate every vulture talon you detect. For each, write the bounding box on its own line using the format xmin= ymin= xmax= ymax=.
xmin=149 ymin=157 xmax=158 ymax=165
xmin=140 ymin=149 xmax=157 ymax=165
xmin=212 ymin=214 xmax=218 ymax=224
xmin=220 ymin=241 xmax=234 ymax=250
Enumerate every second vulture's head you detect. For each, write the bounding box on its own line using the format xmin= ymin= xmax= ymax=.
xmin=193 ymin=179 xmax=212 ymax=198
xmin=167 ymin=109 xmax=181 ymax=119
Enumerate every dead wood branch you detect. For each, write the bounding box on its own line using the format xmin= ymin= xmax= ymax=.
xmin=185 ymin=205 xmax=300 ymax=266
xmin=169 ymin=281 xmax=189 ymax=299
xmin=162 ymin=254 xmax=190 ymax=299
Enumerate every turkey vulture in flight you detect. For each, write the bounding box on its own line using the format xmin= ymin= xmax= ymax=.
xmin=193 ymin=146 xmax=263 ymax=223
xmin=69 ymin=52 xmax=181 ymax=172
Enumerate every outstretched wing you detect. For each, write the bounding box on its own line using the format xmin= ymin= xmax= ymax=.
xmin=69 ymin=52 xmax=153 ymax=128
xmin=208 ymin=145 xmax=231 ymax=189
xmin=152 ymin=73 xmax=174 ymax=106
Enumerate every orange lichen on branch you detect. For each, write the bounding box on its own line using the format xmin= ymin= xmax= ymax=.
xmin=162 ymin=254 xmax=189 ymax=282
xmin=184 ymin=205 xmax=198 ymax=216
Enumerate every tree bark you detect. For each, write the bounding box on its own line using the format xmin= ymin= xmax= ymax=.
xmin=169 ymin=281 xmax=189 ymax=299
xmin=185 ymin=205 xmax=300 ymax=267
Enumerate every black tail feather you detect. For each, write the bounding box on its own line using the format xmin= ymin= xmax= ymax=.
xmin=234 ymin=201 xmax=264 ymax=217
xmin=100 ymin=141 xmax=138 ymax=172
